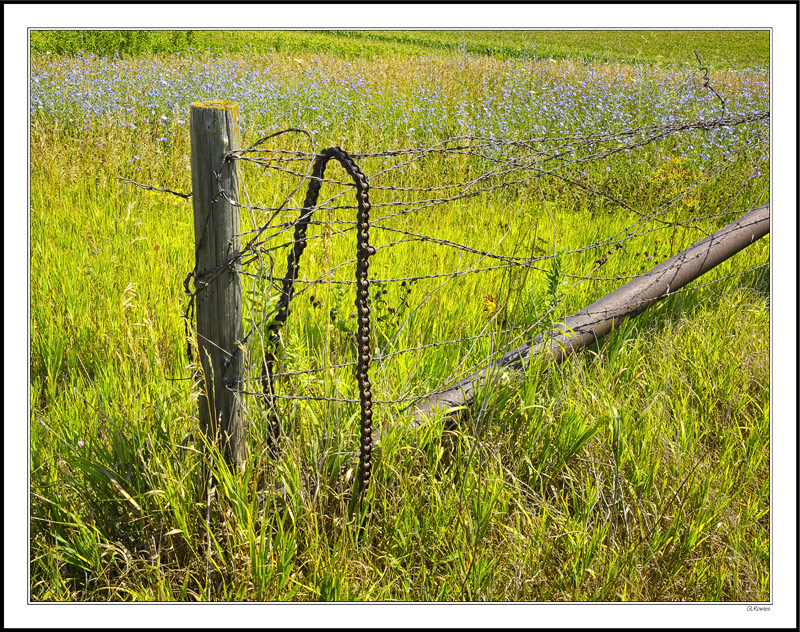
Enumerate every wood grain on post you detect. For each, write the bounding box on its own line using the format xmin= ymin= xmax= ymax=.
xmin=190 ymin=101 xmax=246 ymax=471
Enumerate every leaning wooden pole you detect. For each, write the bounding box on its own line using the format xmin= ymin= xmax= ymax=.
xmin=410 ymin=202 xmax=770 ymax=424
xmin=190 ymin=101 xmax=246 ymax=471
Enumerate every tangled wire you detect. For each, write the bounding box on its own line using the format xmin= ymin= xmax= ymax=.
xmin=122 ymin=108 xmax=770 ymax=501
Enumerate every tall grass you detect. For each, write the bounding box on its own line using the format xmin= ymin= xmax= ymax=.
xmin=29 ymin=36 xmax=769 ymax=601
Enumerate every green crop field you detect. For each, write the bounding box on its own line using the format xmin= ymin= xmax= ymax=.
xmin=29 ymin=30 xmax=770 ymax=602
xmin=30 ymin=29 xmax=769 ymax=68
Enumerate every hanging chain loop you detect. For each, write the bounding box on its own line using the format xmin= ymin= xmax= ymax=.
xmin=265 ymin=147 xmax=375 ymax=493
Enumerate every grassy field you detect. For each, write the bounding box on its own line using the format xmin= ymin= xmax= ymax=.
xmin=30 ymin=29 xmax=769 ymax=68
xmin=29 ymin=31 xmax=770 ymax=602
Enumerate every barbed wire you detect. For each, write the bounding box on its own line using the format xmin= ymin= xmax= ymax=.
xmin=124 ymin=107 xmax=769 ymax=458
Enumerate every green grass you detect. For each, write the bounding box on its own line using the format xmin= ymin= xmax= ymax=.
xmin=29 ymin=38 xmax=769 ymax=602
xmin=31 ymin=29 xmax=769 ymax=68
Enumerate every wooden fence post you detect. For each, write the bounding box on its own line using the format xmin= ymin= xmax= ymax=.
xmin=190 ymin=101 xmax=246 ymax=471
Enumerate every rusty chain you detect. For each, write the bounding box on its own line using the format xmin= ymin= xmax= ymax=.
xmin=263 ymin=146 xmax=375 ymax=494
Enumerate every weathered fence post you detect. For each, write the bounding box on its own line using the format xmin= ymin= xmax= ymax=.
xmin=190 ymin=101 xmax=246 ymax=471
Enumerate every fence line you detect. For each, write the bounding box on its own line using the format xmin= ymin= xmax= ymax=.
xmin=123 ymin=108 xmax=770 ymax=488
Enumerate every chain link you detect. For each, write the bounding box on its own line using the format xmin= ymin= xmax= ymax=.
xmin=264 ymin=147 xmax=375 ymax=494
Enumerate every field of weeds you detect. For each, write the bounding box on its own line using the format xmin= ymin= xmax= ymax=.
xmin=29 ymin=30 xmax=770 ymax=602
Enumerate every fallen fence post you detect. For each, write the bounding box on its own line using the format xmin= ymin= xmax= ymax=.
xmin=408 ymin=202 xmax=770 ymax=426
xmin=190 ymin=101 xmax=246 ymax=471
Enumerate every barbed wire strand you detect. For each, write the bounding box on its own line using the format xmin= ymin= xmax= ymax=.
xmin=122 ymin=108 xmax=769 ymax=456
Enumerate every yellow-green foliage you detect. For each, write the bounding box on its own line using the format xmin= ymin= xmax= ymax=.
xmin=30 ymin=39 xmax=769 ymax=602
xmin=31 ymin=29 xmax=769 ymax=69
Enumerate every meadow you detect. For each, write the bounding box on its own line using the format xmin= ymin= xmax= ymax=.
xmin=29 ymin=31 xmax=770 ymax=601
